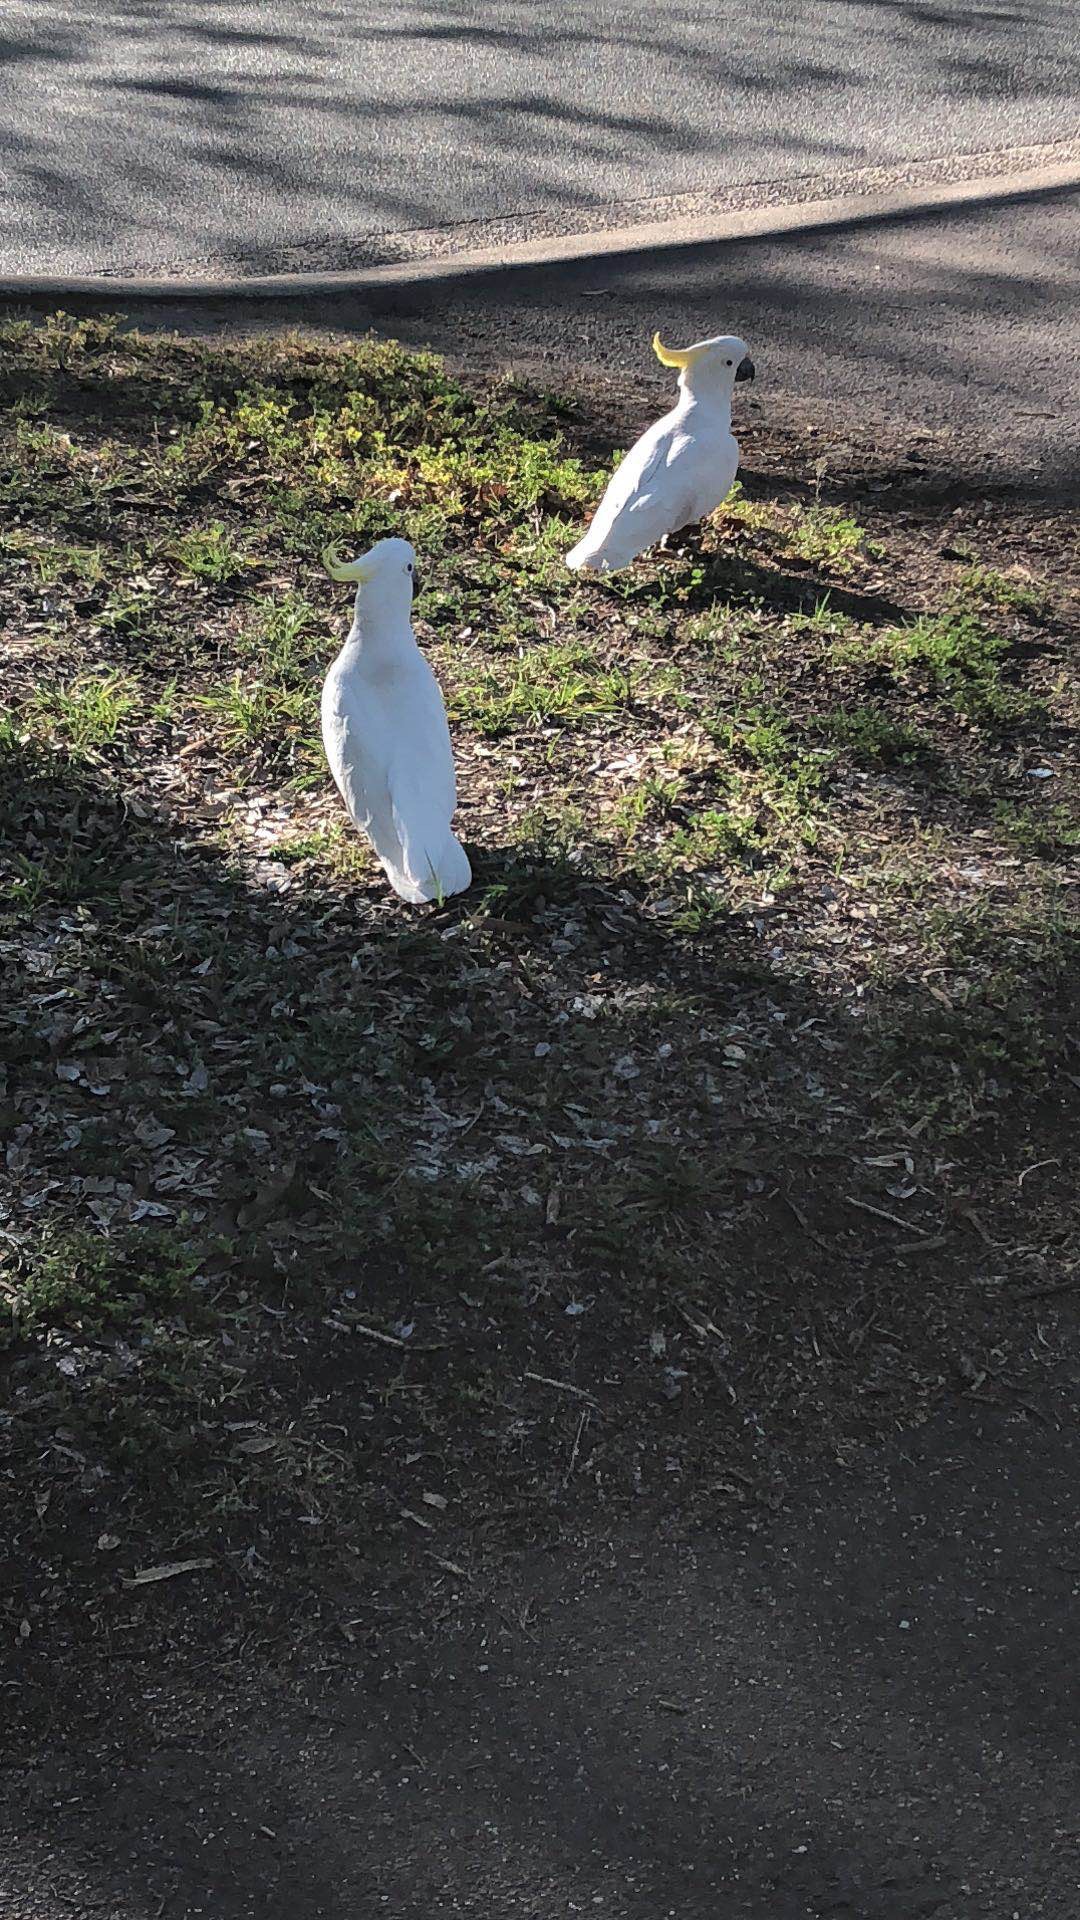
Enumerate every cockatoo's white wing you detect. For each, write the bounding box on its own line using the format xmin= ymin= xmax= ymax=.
xmin=566 ymin=413 xmax=677 ymax=570
xmin=567 ymin=406 xmax=739 ymax=574
xmin=585 ymin=416 xmax=674 ymax=531
xmin=321 ymin=670 xmax=401 ymax=873
xmin=321 ymin=654 xmax=470 ymax=904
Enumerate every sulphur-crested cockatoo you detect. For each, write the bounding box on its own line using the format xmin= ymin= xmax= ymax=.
xmin=566 ymin=331 xmax=755 ymax=573
xmin=321 ymin=537 xmax=471 ymax=905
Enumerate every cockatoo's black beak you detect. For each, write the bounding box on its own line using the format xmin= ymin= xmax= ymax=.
xmin=735 ymin=356 xmax=755 ymax=383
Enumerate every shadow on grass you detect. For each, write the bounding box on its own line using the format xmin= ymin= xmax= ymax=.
xmin=2 ymin=731 xmax=1076 ymax=1614
xmin=1 ymin=608 xmax=1079 ymax=1904
xmin=612 ymin=544 xmax=912 ymax=628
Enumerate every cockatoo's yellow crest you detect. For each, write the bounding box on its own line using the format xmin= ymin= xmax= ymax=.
xmin=322 ymin=544 xmax=373 ymax=583
xmin=652 ymin=332 xmax=701 ymax=371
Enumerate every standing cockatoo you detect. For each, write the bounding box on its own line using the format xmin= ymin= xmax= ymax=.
xmin=321 ymin=537 xmax=472 ymax=904
xmin=566 ymin=331 xmax=755 ymax=573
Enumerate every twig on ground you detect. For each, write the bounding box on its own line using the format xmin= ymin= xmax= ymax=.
xmin=565 ymin=1407 xmax=589 ymax=1482
xmin=425 ymin=1552 xmax=469 ymax=1578
xmin=847 ymin=1196 xmax=932 ymax=1235
xmin=779 ymin=1190 xmax=835 ymax=1255
xmin=345 ymin=1320 xmax=409 ymax=1349
xmin=893 ymin=1234 xmax=950 ymax=1256
xmin=1015 ymin=1277 xmax=1080 ymax=1301
xmin=525 ymin=1370 xmax=598 ymax=1404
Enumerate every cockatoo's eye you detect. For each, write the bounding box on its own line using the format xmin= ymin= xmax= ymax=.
xmin=726 ymin=359 xmax=733 ymax=367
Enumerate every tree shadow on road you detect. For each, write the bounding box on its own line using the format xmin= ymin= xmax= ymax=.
xmin=1 ymin=0 xmax=1076 ymax=281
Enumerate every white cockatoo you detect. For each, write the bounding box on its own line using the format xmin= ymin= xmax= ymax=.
xmin=320 ymin=537 xmax=472 ymax=905
xmin=566 ymin=331 xmax=755 ymax=574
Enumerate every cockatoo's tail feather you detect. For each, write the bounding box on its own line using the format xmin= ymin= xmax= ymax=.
xmin=381 ymin=828 xmax=471 ymax=905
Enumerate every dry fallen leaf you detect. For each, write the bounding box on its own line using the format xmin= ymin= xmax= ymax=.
xmin=122 ymin=1557 xmax=213 ymax=1587
xmin=237 ymin=1158 xmax=298 ymax=1230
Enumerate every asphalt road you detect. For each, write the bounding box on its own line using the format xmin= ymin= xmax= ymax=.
xmin=1 ymin=1 xmax=1079 ymax=277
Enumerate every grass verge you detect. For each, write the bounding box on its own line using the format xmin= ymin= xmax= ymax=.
xmin=0 ymin=314 xmax=1077 ymax=1689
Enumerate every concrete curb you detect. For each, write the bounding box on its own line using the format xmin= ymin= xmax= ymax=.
xmin=2 ymin=160 xmax=1079 ymax=303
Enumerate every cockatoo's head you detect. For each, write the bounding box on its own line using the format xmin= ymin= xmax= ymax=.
xmin=322 ymin=536 xmax=418 ymax=621
xmin=653 ymin=331 xmax=755 ymax=398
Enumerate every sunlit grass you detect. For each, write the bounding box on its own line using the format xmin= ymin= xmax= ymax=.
xmin=28 ymin=672 xmax=141 ymax=752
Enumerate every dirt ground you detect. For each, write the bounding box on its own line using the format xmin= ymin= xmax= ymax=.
xmin=2 ymin=1362 xmax=1078 ymax=1919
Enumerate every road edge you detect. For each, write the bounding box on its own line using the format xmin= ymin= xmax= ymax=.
xmin=3 ymin=160 xmax=1079 ymax=303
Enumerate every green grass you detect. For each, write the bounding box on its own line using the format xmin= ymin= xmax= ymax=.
xmin=853 ymin=612 xmax=1032 ymax=725
xmin=239 ymin=593 xmax=324 ymax=682
xmin=721 ymin=487 xmax=873 ymax=573
xmin=993 ymin=800 xmax=1080 ymax=856
xmin=805 ymin=706 xmax=931 ymax=764
xmin=28 ymin=672 xmax=140 ymax=752
xmin=667 ymin=805 xmax=762 ymax=870
xmin=448 ymin=640 xmax=641 ymax=735
xmin=785 ymin=506 xmax=871 ymax=572
xmin=609 ymin=773 xmax=686 ymax=841
xmin=196 ymin=674 xmax=315 ymax=760
xmin=788 ymin=597 xmax=858 ymax=641
xmin=712 ymin=705 xmax=834 ymax=813
xmin=954 ymin=563 xmax=1050 ymax=619
xmin=92 ymin=580 xmax=161 ymax=638
xmin=264 ymin=824 xmax=374 ymax=878
xmin=171 ymin=521 xmax=260 ymax=583
xmin=2 ymin=1225 xmax=200 ymax=1344
xmin=2 ymin=532 xmax=108 ymax=586
xmin=0 ymin=313 xmax=1075 ymax=1625
xmin=719 ymin=480 xmax=776 ymax=534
